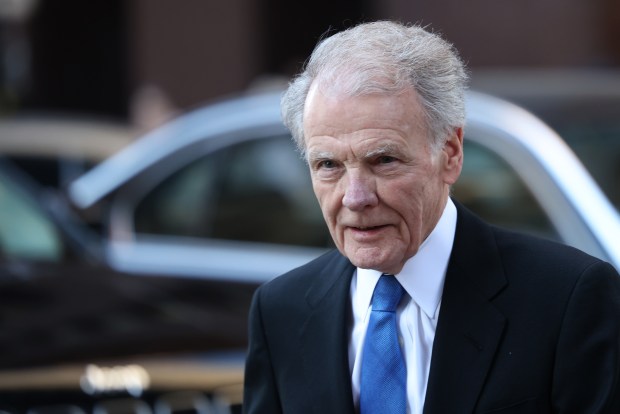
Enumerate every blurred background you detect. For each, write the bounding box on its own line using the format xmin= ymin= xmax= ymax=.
xmin=0 ymin=1 xmax=619 ymax=412
xmin=1 ymin=0 xmax=619 ymax=127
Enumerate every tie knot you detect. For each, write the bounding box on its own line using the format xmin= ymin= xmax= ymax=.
xmin=371 ymin=274 xmax=404 ymax=312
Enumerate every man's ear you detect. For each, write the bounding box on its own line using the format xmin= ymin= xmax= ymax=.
xmin=442 ymin=127 xmax=464 ymax=185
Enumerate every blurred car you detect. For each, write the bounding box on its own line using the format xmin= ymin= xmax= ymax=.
xmin=0 ymin=160 xmax=247 ymax=412
xmin=0 ymin=114 xmax=134 ymax=190
xmin=470 ymin=68 xmax=620 ymax=212
xmin=68 ymin=89 xmax=620 ymax=283
xmin=0 ymin=157 xmax=103 ymax=266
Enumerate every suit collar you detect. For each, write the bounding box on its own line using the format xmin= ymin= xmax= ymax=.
xmin=300 ymin=251 xmax=356 ymax=413
xmin=444 ymin=199 xmax=508 ymax=299
xmin=304 ymin=250 xmax=355 ymax=308
xmin=424 ymin=200 xmax=508 ymax=413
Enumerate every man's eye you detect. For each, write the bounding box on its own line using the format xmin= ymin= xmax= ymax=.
xmin=377 ymin=156 xmax=396 ymax=164
xmin=318 ymin=160 xmax=336 ymax=169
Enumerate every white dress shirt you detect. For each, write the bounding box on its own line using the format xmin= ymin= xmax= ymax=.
xmin=349 ymin=198 xmax=457 ymax=414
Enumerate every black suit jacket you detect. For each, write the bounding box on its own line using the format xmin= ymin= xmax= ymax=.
xmin=243 ymin=202 xmax=620 ymax=413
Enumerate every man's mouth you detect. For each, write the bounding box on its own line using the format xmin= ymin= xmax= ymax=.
xmin=348 ymin=224 xmax=390 ymax=233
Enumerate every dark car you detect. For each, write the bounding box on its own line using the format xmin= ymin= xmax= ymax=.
xmin=0 ymin=160 xmax=248 ymax=413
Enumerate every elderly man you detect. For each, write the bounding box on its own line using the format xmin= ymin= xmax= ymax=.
xmin=243 ymin=21 xmax=620 ymax=414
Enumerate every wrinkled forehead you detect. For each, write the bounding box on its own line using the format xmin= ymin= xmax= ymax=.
xmin=303 ymin=78 xmax=435 ymax=155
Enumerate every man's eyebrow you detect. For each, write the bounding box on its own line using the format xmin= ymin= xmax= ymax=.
xmin=364 ymin=144 xmax=400 ymax=158
xmin=307 ymin=150 xmax=335 ymax=163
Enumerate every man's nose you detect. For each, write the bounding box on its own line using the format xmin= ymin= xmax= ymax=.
xmin=342 ymin=173 xmax=378 ymax=211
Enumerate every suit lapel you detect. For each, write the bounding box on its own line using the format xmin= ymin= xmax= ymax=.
xmin=299 ymin=252 xmax=356 ymax=414
xmin=424 ymin=202 xmax=507 ymax=413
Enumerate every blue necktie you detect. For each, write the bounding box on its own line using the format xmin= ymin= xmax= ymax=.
xmin=360 ymin=274 xmax=407 ymax=414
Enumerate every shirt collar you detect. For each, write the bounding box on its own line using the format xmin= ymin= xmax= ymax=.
xmin=355 ymin=198 xmax=457 ymax=319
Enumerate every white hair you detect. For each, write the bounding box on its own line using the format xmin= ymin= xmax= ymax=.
xmin=281 ymin=21 xmax=469 ymax=157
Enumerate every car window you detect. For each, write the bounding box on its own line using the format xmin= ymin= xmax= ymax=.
xmin=553 ymin=118 xmax=620 ymax=212
xmin=0 ymin=173 xmax=64 ymax=261
xmin=133 ymin=134 xmax=559 ymax=249
xmin=477 ymin=94 xmax=620 ymax=214
xmin=134 ymin=135 xmax=332 ymax=247
xmin=454 ymin=140 xmax=559 ymax=241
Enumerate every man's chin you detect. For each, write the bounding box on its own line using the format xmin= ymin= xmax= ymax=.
xmin=345 ymin=247 xmax=403 ymax=274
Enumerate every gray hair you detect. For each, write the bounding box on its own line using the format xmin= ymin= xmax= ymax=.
xmin=281 ymin=21 xmax=469 ymax=156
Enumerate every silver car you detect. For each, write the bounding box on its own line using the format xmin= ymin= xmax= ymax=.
xmin=69 ymin=90 xmax=620 ymax=281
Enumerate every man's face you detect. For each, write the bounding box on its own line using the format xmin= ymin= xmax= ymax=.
xmin=303 ymin=84 xmax=463 ymax=274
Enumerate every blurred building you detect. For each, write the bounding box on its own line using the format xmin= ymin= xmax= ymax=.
xmin=0 ymin=0 xmax=619 ymax=128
